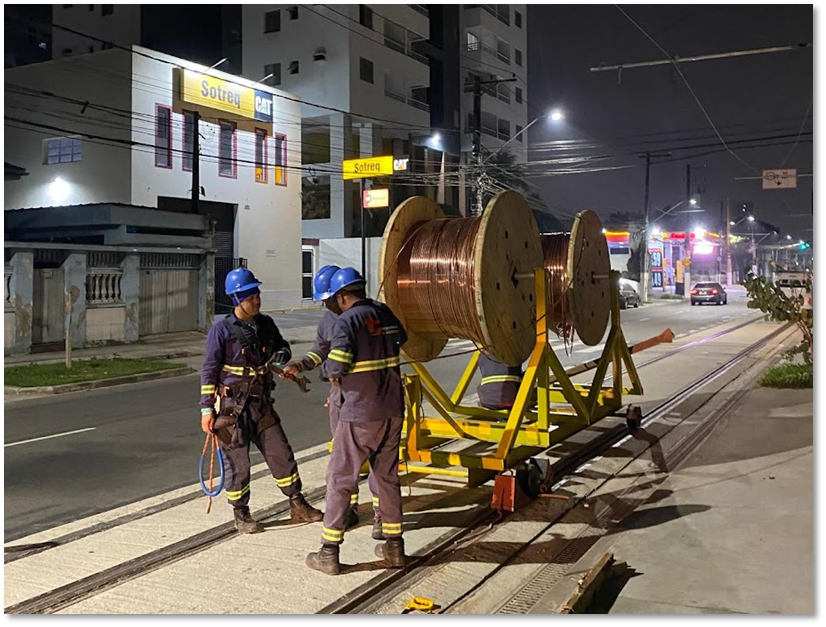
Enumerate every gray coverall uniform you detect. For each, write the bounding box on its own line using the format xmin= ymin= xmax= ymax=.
xmin=319 ymin=299 xmax=407 ymax=545
xmin=200 ymin=313 xmax=301 ymax=508
xmin=477 ymin=353 xmax=523 ymax=410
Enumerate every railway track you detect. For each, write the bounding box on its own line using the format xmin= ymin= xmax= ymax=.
xmin=5 ymin=315 xmax=779 ymax=615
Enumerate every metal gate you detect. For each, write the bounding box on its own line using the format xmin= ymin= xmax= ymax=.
xmin=139 ymin=253 xmax=200 ymax=336
xmin=32 ymin=268 xmax=65 ymax=345
xmin=215 ymin=256 xmax=246 ymax=314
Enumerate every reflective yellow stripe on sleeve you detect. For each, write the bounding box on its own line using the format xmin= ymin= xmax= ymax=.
xmin=328 ymin=349 xmax=353 ymax=364
xmin=322 ymin=526 xmax=344 ymax=542
xmin=201 ymin=385 xmax=216 ymax=395
xmin=274 ymin=472 xmax=300 ymax=488
xmin=307 ymin=351 xmax=323 ymax=366
xmin=226 ymin=484 xmax=250 ymax=501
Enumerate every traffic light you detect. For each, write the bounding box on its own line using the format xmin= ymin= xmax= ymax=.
xmin=798 ymin=241 xmax=810 ymax=250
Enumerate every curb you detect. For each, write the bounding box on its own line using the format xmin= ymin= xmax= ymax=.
xmin=4 ymin=366 xmax=196 ymax=396
xmin=3 ymin=350 xmax=203 ymax=368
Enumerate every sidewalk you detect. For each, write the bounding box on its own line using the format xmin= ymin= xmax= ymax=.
xmin=3 ymin=308 xmax=325 ymax=368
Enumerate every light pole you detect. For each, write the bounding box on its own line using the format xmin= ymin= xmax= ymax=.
xmin=473 ymin=109 xmax=564 ymax=216
xmin=482 ymin=109 xmax=564 ymax=166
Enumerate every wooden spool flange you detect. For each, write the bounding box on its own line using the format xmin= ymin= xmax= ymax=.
xmin=566 ymin=209 xmax=611 ymax=346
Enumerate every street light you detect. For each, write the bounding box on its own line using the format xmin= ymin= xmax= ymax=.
xmin=748 ymin=215 xmax=756 ymax=222
xmin=482 ymin=109 xmax=564 ymax=164
xmin=206 ymin=57 xmax=228 ymax=72
xmin=251 ymin=73 xmax=274 ymax=86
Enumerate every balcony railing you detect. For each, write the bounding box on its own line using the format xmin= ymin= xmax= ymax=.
xmin=465 ymin=5 xmax=507 ymax=24
xmin=86 ymin=268 xmax=123 ymax=306
xmin=384 ymin=34 xmax=429 ymax=65
xmin=385 ymin=88 xmax=407 ymax=104
xmin=409 ymin=4 xmax=429 ymax=17
xmin=408 ymin=97 xmax=430 ymax=112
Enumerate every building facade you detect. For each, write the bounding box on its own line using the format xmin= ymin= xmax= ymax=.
xmin=5 ymin=45 xmax=304 ymax=310
xmin=460 ymin=4 xmax=529 ymax=161
xmin=242 ymin=4 xmax=433 ymax=242
xmin=51 ymin=4 xmax=243 ymax=74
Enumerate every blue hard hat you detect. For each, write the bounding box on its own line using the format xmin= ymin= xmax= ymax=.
xmin=313 ymin=265 xmax=341 ymax=301
xmin=225 ymin=268 xmax=262 ymax=304
xmin=330 ymin=267 xmax=366 ymax=296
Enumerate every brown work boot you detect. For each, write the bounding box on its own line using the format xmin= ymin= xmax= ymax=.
xmin=290 ymin=493 xmax=323 ymax=522
xmin=344 ymin=506 xmax=360 ymax=530
xmin=234 ymin=506 xmax=264 ymax=534
xmin=374 ymin=537 xmax=406 ymax=568
xmin=371 ymin=510 xmax=384 ymax=540
xmin=306 ymin=544 xmax=341 ymax=576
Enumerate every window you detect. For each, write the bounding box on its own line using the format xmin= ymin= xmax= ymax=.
xmin=496 ymin=4 xmax=509 ymax=25
xmin=313 ymin=47 xmax=326 ymax=62
xmin=359 ymin=5 xmax=373 ymax=28
xmin=514 ymin=10 xmax=522 ymax=28
xmin=359 ymin=57 xmax=373 ymax=84
xmin=467 ymin=31 xmax=479 ymax=51
xmin=302 ymin=176 xmax=331 ymax=220
xmin=274 ymin=134 xmax=287 ymax=186
xmin=287 ymin=6 xmax=298 ymax=20
xmin=302 ymin=249 xmax=315 ymax=299
xmin=515 ymin=48 xmax=522 ymax=67
xmin=515 ymin=124 xmax=524 ymax=142
xmin=219 ymin=121 xmax=236 ymax=178
xmin=265 ymin=10 xmax=280 ymax=33
xmin=182 ymin=111 xmax=195 ymax=172
xmin=254 ymin=129 xmax=268 ymax=183
xmin=288 ymin=60 xmax=299 ymax=75
xmin=101 ymin=4 xmax=113 ymax=16
xmin=264 ymin=62 xmax=281 ymax=86
xmin=497 ymin=117 xmax=510 ymax=140
xmin=154 ymin=105 xmax=172 ymax=168
xmin=44 ymin=137 xmax=82 ymax=164
xmin=515 ymin=87 xmax=523 ymax=104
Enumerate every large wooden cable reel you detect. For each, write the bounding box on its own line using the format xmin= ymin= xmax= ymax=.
xmin=542 ymin=209 xmax=611 ymax=346
xmin=379 ymin=192 xmax=543 ymax=366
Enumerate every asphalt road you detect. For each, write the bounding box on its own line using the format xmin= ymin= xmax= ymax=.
xmin=3 ymin=291 xmax=757 ymax=542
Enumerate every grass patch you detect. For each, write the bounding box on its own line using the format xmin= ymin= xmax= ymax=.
xmin=658 ymin=294 xmax=683 ymax=300
xmin=759 ymin=363 xmax=813 ymax=389
xmin=5 ymin=358 xmax=186 ymax=388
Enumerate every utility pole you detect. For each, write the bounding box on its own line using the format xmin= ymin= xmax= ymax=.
xmin=642 ymin=153 xmax=652 ymax=303
xmin=639 ymin=152 xmax=670 ymax=302
xmin=683 ymin=163 xmax=692 ymax=293
xmin=470 ymin=75 xmax=517 ymax=215
xmin=191 ymin=111 xmax=200 ymax=215
xmin=471 ymin=75 xmax=482 ymax=216
xmin=725 ymin=198 xmax=732 ymax=286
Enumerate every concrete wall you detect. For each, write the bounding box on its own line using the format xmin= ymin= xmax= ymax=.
xmin=317 ymin=236 xmax=383 ymax=299
xmin=4 ymin=244 xmax=210 ymax=354
xmin=86 ymin=307 xmax=126 ymax=343
xmin=4 ymin=51 xmax=134 ymax=209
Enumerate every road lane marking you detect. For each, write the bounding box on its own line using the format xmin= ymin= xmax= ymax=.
xmin=639 ymin=317 xmax=650 ymax=321
xmin=5 ymin=427 xmax=96 ymax=448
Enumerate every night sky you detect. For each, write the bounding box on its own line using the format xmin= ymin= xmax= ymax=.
xmin=527 ymin=5 xmax=813 ymax=241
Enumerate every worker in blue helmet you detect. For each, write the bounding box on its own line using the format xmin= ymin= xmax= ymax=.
xmin=200 ymin=267 xmax=322 ymax=533
xmin=283 ymin=265 xmax=381 ymax=532
xmin=306 ymin=267 xmax=409 ymax=575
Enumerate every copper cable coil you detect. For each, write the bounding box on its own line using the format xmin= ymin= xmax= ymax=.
xmin=541 ymin=233 xmax=577 ymax=344
xmin=396 ymin=217 xmax=486 ymax=343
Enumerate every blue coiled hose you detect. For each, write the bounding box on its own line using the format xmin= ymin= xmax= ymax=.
xmin=199 ymin=434 xmax=225 ymax=497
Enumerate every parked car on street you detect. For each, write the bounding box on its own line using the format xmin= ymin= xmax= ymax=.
xmin=690 ymin=282 xmax=727 ymax=305
xmin=619 ymin=283 xmax=640 ymax=309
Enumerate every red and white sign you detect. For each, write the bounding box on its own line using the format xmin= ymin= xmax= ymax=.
xmin=762 ymin=169 xmax=797 ymax=189
xmin=362 ymin=188 xmax=390 ymax=209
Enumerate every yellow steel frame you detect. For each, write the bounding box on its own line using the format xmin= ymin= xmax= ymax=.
xmin=401 ymin=268 xmax=643 ymax=480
